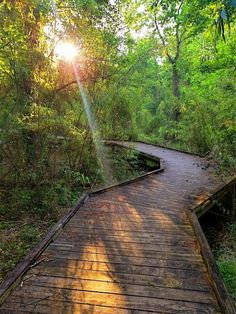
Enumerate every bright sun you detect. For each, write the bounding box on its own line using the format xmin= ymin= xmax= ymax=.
xmin=54 ymin=42 xmax=78 ymax=61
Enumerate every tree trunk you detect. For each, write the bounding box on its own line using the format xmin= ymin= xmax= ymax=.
xmin=172 ymin=63 xmax=181 ymax=120
xmin=172 ymin=63 xmax=180 ymax=98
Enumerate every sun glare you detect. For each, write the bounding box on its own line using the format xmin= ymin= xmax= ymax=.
xmin=54 ymin=42 xmax=78 ymax=61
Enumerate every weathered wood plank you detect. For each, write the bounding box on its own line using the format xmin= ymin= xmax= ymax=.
xmin=3 ymin=285 xmax=220 ymax=313
xmin=14 ymin=275 xmax=217 ymax=304
xmin=25 ymin=267 xmax=211 ymax=292
xmin=64 ymin=225 xmax=195 ymax=237
xmin=0 ymin=298 xmax=184 ymax=314
xmin=26 ymin=254 xmax=206 ymax=272
xmin=50 ymin=239 xmax=199 ymax=254
xmin=58 ymin=228 xmax=194 ymax=241
xmin=83 ymin=198 xmax=186 ymax=212
xmin=54 ymin=234 xmax=197 ymax=247
xmin=41 ymin=248 xmax=202 ymax=266
xmin=65 ymin=223 xmax=195 ymax=236
xmin=0 ymin=303 xmax=134 ymax=314
xmin=43 ymin=245 xmax=202 ymax=261
xmin=71 ymin=214 xmax=189 ymax=225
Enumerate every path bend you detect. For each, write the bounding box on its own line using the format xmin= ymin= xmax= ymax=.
xmin=0 ymin=141 xmax=235 ymax=313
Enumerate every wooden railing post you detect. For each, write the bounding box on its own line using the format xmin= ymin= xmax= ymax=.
xmin=232 ymin=183 xmax=236 ymax=219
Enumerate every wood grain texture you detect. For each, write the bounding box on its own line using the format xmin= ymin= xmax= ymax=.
xmin=1 ymin=141 xmax=235 ymax=313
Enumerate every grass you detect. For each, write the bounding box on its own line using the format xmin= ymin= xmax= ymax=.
xmin=214 ymin=222 xmax=236 ymax=304
xmin=0 ymin=218 xmax=54 ymax=282
xmin=217 ymin=257 xmax=236 ymax=302
xmin=200 ymin=208 xmax=236 ymax=305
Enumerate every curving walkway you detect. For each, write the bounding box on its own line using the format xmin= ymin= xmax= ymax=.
xmin=0 ymin=141 xmax=235 ymax=313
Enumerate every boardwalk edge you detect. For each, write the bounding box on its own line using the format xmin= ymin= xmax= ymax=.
xmin=194 ymin=177 xmax=236 ymax=218
xmin=187 ymin=210 xmax=236 ymax=314
xmin=107 ymin=139 xmax=208 ymax=158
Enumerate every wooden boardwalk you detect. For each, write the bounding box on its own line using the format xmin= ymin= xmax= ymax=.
xmin=0 ymin=141 xmax=235 ymax=313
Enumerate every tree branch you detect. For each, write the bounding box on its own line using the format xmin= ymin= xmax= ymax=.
xmin=174 ymin=0 xmax=185 ymax=63
xmin=177 ymin=0 xmax=184 ymax=16
xmin=55 ymin=80 xmax=78 ymax=92
xmin=153 ymin=14 xmax=174 ymax=63
xmin=54 ymin=72 xmax=116 ymax=93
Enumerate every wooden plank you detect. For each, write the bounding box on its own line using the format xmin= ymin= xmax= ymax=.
xmin=41 ymin=249 xmax=203 ymax=265
xmin=30 ymin=255 xmax=206 ymax=273
xmin=84 ymin=199 xmax=185 ymax=212
xmin=58 ymin=228 xmax=193 ymax=241
xmin=0 ymin=298 xmax=169 ymax=314
xmin=79 ymin=206 xmax=185 ymax=216
xmin=86 ymin=200 xmax=188 ymax=212
xmin=29 ymin=262 xmax=208 ymax=283
xmin=70 ymin=215 xmax=188 ymax=225
xmin=93 ymin=198 xmax=189 ymax=210
xmin=55 ymin=233 xmax=196 ymax=246
xmin=67 ymin=209 xmax=190 ymax=222
xmin=40 ymin=254 xmax=203 ymax=274
xmin=52 ymin=239 xmax=197 ymax=253
xmin=16 ymin=275 xmax=217 ymax=304
xmin=66 ymin=222 xmax=194 ymax=235
xmin=82 ymin=203 xmax=185 ymax=213
xmin=26 ymin=266 xmax=210 ymax=291
xmin=43 ymin=244 xmax=201 ymax=260
xmin=4 ymin=285 xmax=221 ymax=313
xmin=97 ymin=192 xmax=178 ymax=204
xmin=0 ymin=310 xmax=34 ymax=314
xmin=50 ymin=239 xmax=199 ymax=254
xmin=232 ymin=183 xmax=236 ymax=219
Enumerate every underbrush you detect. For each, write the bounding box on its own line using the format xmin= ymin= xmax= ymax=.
xmin=215 ymin=223 xmax=236 ymax=304
xmin=200 ymin=211 xmax=236 ymax=304
xmin=0 ymin=219 xmax=52 ymax=282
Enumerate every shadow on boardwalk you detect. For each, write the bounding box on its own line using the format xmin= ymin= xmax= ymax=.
xmin=1 ymin=142 xmax=234 ymax=313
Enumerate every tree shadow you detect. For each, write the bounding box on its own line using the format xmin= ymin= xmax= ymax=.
xmin=0 ymin=149 xmax=222 ymax=313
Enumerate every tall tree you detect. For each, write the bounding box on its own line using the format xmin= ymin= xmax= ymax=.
xmin=124 ymin=0 xmax=208 ymax=119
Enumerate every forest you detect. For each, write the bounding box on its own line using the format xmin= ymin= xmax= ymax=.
xmin=0 ymin=0 xmax=236 ymax=308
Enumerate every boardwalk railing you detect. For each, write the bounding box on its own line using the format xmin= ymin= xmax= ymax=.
xmin=194 ymin=177 xmax=236 ymax=218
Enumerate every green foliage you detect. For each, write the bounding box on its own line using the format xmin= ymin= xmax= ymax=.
xmin=0 ymin=221 xmax=44 ymax=282
xmin=215 ymin=222 xmax=236 ymax=304
xmin=107 ymin=146 xmax=154 ymax=182
xmin=218 ymin=257 xmax=236 ymax=303
xmin=0 ymin=0 xmax=235 ymax=290
xmin=0 ymin=1 xmax=235 ymax=225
